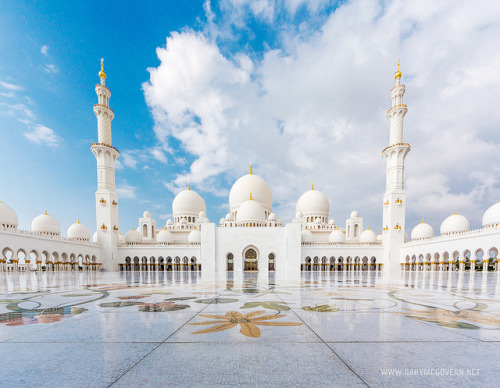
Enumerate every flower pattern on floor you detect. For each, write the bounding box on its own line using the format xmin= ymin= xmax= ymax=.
xmin=189 ymin=310 xmax=302 ymax=337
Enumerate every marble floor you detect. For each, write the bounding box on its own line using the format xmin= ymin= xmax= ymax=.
xmin=1 ymin=270 xmax=500 ymax=387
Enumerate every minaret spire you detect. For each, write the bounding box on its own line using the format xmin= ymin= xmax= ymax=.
xmin=91 ymin=60 xmax=120 ymax=270
xmin=382 ymin=61 xmax=410 ymax=272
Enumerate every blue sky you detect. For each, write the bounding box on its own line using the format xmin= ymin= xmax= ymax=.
xmin=2 ymin=0 xmax=500 ymax=237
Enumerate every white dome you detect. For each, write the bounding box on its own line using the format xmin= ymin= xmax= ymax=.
xmin=440 ymin=211 xmax=470 ymax=235
xmin=172 ymin=189 xmax=206 ymax=216
xmin=411 ymin=220 xmax=434 ymax=240
xmin=143 ymin=210 xmax=151 ymax=218
xmin=0 ymin=201 xmax=18 ymax=227
xmin=219 ymin=217 xmax=225 ymax=225
xmin=482 ymin=202 xmax=500 ymax=227
xmin=67 ymin=220 xmax=90 ymax=241
xmin=225 ymin=213 xmax=232 ymax=221
xmin=296 ymin=188 xmax=329 ymax=216
xmin=93 ymin=231 xmax=99 ymax=243
xmin=119 ymin=233 xmax=126 ymax=244
xmin=301 ymin=229 xmax=313 ymax=243
xmin=236 ymin=199 xmax=266 ymax=223
xmin=268 ymin=212 xmax=276 ymax=221
xmin=125 ymin=227 xmax=142 ymax=243
xmin=199 ymin=211 xmax=206 ymax=218
xmin=376 ymin=233 xmax=383 ymax=243
xmin=188 ymin=228 xmax=201 ymax=243
xmin=32 ymin=210 xmax=60 ymax=235
xmin=229 ymin=172 xmax=272 ymax=211
xmin=328 ymin=219 xmax=335 ymax=225
xmin=295 ymin=211 xmax=303 ymax=218
xmin=359 ymin=228 xmax=377 ymax=243
xmin=350 ymin=210 xmax=358 ymax=218
xmin=166 ymin=219 xmax=173 ymax=225
xmin=328 ymin=229 xmax=345 ymax=243
xmin=157 ymin=228 xmax=173 ymax=243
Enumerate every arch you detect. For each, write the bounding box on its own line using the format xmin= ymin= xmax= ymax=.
xmin=243 ymin=247 xmax=258 ymax=271
xmin=143 ymin=224 xmax=148 ymax=238
xmin=268 ymin=253 xmax=275 ymax=271
xmin=370 ymin=256 xmax=376 ymax=271
xmin=227 ymin=253 xmax=234 ymax=271
xmin=354 ymin=224 xmax=359 ymax=237
xmin=125 ymin=256 xmax=132 ymax=271
xmin=17 ymin=249 xmax=26 ymax=264
xmin=141 ymin=256 xmax=148 ymax=271
xmin=133 ymin=256 xmax=140 ymax=271
xmin=166 ymin=256 xmax=173 ymax=271
xmin=158 ymin=256 xmax=164 ymax=271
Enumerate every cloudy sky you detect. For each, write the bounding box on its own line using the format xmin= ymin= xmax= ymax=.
xmin=1 ymin=0 xmax=500 ymax=236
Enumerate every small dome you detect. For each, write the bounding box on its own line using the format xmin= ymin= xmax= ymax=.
xmin=376 ymin=233 xmax=383 ymax=243
xmin=172 ymin=188 xmax=206 ymax=216
xmin=32 ymin=210 xmax=61 ymax=235
xmin=411 ymin=220 xmax=434 ymax=240
xmin=268 ymin=212 xmax=277 ymax=221
xmin=295 ymin=211 xmax=303 ymax=218
xmin=225 ymin=213 xmax=232 ymax=221
xmin=350 ymin=210 xmax=358 ymax=218
xmin=119 ymin=233 xmax=126 ymax=244
xmin=67 ymin=220 xmax=90 ymax=241
xmin=328 ymin=229 xmax=345 ymax=243
xmin=125 ymin=227 xmax=142 ymax=243
xmin=482 ymin=202 xmax=500 ymax=227
xmin=157 ymin=228 xmax=173 ymax=243
xmin=229 ymin=172 xmax=273 ymax=211
xmin=199 ymin=211 xmax=206 ymax=218
xmin=0 ymin=201 xmax=18 ymax=228
xmin=296 ymin=188 xmax=329 ymax=216
xmin=301 ymin=229 xmax=313 ymax=243
xmin=219 ymin=217 xmax=225 ymax=225
xmin=166 ymin=219 xmax=173 ymax=225
xmin=93 ymin=231 xmax=99 ymax=243
xmin=188 ymin=228 xmax=201 ymax=243
xmin=236 ymin=198 xmax=265 ymax=223
xmin=440 ymin=211 xmax=470 ymax=235
xmin=143 ymin=210 xmax=151 ymax=218
xmin=359 ymin=228 xmax=377 ymax=243
xmin=328 ymin=219 xmax=335 ymax=225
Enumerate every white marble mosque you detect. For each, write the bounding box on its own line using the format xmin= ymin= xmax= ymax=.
xmin=2 ymin=60 xmax=500 ymax=277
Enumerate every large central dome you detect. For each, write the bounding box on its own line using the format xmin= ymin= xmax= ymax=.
xmin=229 ymin=170 xmax=272 ymax=211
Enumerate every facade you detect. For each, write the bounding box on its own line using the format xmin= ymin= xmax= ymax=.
xmin=2 ymin=61 xmax=500 ymax=276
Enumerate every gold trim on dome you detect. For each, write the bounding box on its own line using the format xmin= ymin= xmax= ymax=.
xmin=99 ymin=58 xmax=107 ymax=79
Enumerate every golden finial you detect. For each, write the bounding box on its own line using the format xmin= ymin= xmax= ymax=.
xmin=132 ymin=226 xmax=135 ymax=230
xmin=99 ymin=58 xmax=107 ymax=79
xmin=44 ymin=209 xmax=48 ymax=215
xmin=249 ymin=163 xmax=253 ymax=175
xmin=453 ymin=209 xmax=457 ymax=215
xmin=394 ymin=59 xmax=402 ymax=79
xmin=367 ymin=226 xmax=370 ymax=230
xmin=188 ymin=181 xmax=191 ymax=190
xmin=77 ymin=219 xmax=80 ymax=224
xmin=421 ymin=218 xmax=424 ymax=224
xmin=311 ymin=181 xmax=314 ymax=190
xmin=249 ymin=192 xmax=253 ymax=200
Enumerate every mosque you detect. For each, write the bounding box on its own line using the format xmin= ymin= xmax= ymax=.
xmin=1 ymin=60 xmax=500 ymax=278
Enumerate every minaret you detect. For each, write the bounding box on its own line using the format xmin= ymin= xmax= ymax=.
xmin=382 ymin=60 xmax=410 ymax=272
xmin=91 ymin=59 xmax=120 ymax=270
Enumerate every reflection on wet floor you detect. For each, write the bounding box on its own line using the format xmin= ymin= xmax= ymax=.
xmin=1 ymin=271 xmax=500 ymax=387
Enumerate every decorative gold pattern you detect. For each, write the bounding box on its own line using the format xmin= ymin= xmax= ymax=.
xmin=189 ymin=311 xmax=302 ymax=338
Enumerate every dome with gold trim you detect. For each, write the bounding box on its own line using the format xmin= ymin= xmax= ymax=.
xmin=229 ymin=165 xmax=272 ymax=212
xmin=0 ymin=201 xmax=18 ymax=228
xmin=32 ymin=210 xmax=61 ymax=235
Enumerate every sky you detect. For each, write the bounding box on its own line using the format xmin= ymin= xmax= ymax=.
xmin=1 ymin=0 xmax=500 ymax=237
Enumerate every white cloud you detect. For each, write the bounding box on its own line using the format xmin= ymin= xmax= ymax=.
xmin=41 ymin=45 xmax=49 ymax=56
xmin=44 ymin=64 xmax=59 ymax=74
xmin=1 ymin=102 xmax=35 ymax=120
xmin=0 ymin=81 xmax=23 ymax=91
xmin=150 ymin=148 xmax=168 ymax=163
xmin=116 ymin=184 xmax=137 ymax=199
xmin=23 ymin=124 xmax=61 ymax=147
xmin=144 ymin=0 xmax=500 ymax=229
xmin=159 ymin=213 xmax=173 ymax=220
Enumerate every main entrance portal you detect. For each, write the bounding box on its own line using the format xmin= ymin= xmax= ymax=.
xmin=244 ymin=248 xmax=258 ymax=271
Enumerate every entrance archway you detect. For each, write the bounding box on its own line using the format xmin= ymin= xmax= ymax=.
xmin=244 ymin=248 xmax=258 ymax=271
